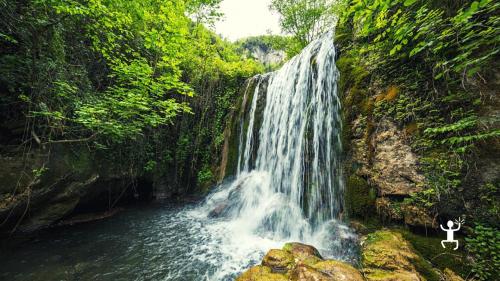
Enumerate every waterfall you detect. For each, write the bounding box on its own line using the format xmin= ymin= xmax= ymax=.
xmin=195 ymin=32 xmax=356 ymax=280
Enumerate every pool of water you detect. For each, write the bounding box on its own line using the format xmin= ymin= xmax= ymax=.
xmin=0 ymin=200 xmax=357 ymax=281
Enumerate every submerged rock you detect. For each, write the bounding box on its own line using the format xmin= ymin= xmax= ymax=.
xmin=236 ymin=242 xmax=363 ymax=281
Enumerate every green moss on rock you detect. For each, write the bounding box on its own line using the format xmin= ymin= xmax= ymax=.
xmin=362 ymin=230 xmax=441 ymax=281
xmin=345 ymin=175 xmax=376 ymax=218
xmin=262 ymin=249 xmax=295 ymax=273
xmin=236 ymin=265 xmax=288 ymax=281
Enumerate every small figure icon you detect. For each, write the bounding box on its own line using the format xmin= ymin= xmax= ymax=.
xmin=440 ymin=219 xmax=461 ymax=250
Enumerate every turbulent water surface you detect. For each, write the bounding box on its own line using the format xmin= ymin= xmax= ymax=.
xmin=0 ymin=32 xmax=357 ymax=281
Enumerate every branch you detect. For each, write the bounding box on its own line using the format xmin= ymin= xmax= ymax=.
xmin=41 ymin=133 xmax=98 ymax=145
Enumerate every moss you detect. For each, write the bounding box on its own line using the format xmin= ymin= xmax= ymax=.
xmin=362 ymin=230 xmax=441 ymax=281
xmin=262 ymin=249 xmax=295 ymax=272
xmin=400 ymin=230 xmax=470 ymax=279
xmin=311 ymin=260 xmax=364 ymax=280
xmin=345 ymin=175 xmax=376 ymax=219
xmin=235 ymin=265 xmax=288 ymax=281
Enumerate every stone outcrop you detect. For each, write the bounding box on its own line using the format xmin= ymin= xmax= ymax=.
xmin=0 ymin=144 xmax=154 ymax=235
xmin=370 ymin=120 xmax=425 ymax=196
xmin=237 ymin=242 xmax=364 ymax=281
xmin=350 ymin=118 xmax=425 ymax=197
xmin=347 ymin=117 xmax=435 ymax=228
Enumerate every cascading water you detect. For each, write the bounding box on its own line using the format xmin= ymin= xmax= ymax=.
xmin=193 ymin=31 xmax=357 ymax=279
xmin=0 ymin=32 xmax=357 ymax=281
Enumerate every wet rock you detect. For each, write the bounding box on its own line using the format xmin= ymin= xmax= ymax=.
xmin=236 ymin=265 xmax=288 ymax=281
xmin=208 ymin=202 xmax=228 ymax=218
xmin=262 ymin=249 xmax=295 ymax=273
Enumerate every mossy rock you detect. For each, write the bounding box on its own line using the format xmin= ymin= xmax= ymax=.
xmin=289 ymin=264 xmax=333 ymax=280
xmin=401 ymin=230 xmax=469 ymax=278
xmin=345 ymin=175 xmax=376 ymax=218
xmin=262 ymin=249 xmax=295 ymax=273
xmin=362 ymin=268 xmax=422 ymax=281
xmin=362 ymin=230 xmax=441 ymax=281
xmin=237 ymin=243 xmax=365 ymax=281
xmin=236 ymin=265 xmax=288 ymax=281
xmin=282 ymin=242 xmax=323 ymax=264
xmin=311 ymin=260 xmax=364 ymax=281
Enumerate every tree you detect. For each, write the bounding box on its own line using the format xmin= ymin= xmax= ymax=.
xmin=270 ymin=0 xmax=336 ymax=47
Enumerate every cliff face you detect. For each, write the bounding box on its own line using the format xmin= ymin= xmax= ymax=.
xmin=0 ymin=144 xmax=157 ymax=235
xmin=337 ymin=53 xmax=500 ymax=230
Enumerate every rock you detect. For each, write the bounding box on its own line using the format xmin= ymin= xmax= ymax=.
xmin=375 ymin=198 xmax=403 ymax=221
xmin=289 ymin=263 xmax=334 ymax=281
xmin=236 ymin=265 xmax=288 ymax=281
xmin=349 ymin=220 xmax=369 ymax=235
xmin=0 ymin=144 xmax=154 ymax=235
xmin=311 ymin=260 xmax=364 ymax=281
xmin=262 ymin=249 xmax=295 ymax=273
xmin=361 ymin=230 xmax=440 ymax=281
xmin=362 ymin=268 xmax=422 ymax=281
xmin=401 ymin=205 xmax=437 ymax=228
xmin=345 ymin=175 xmax=376 ymax=218
xmin=208 ymin=202 xmax=228 ymax=218
xmin=283 ymin=242 xmax=323 ymax=263
xmin=371 ymin=120 xmax=426 ymax=196
xmin=443 ymin=268 xmax=464 ymax=281
xmin=237 ymin=243 xmax=364 ymax=281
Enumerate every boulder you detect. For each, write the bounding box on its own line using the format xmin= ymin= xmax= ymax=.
xmin=311 ymin=260 xmax=364 ymax=281
xmin=237 ymin=243 xmax=363 ymax=281
xmin=361 ymin=230 xmax=440 ymax=281
xmin=236 ymin=265 xmax=288 ymax=281
xmin=283 ymin=242 xmax=323 ymax=263
xmin=262 ymin=249 xmax=295 ymax=273
xmin=289 ymin=264 xmax=334 ymax=281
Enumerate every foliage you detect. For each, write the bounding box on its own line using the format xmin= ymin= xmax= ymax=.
xmin=270 ymin=0 xmax=337 ymax=48
xmin=339 ymin=0 xmax=500 ymax=79
xmin=336 ymin=1 xmax=499 ymax=277
xmin=465 ymin=224 xmax=500 ymax=280
xmin=0 ymin=0 xmax=262 ymax=192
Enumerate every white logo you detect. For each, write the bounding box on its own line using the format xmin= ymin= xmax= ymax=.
xmin=440 ymin=217 xmax=464 ymax=250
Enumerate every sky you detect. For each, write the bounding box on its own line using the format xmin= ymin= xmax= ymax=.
xmin=214 ymin=0 xmax=283 ymax=41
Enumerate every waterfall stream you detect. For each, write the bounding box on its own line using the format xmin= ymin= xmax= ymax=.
xmin=0 ymin=32 xmax=357 ymax=281
xmin=193 ymin=32 xmax=357 ymax=279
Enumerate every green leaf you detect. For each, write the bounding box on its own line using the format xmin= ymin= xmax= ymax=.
xmin=404 ymin=0 xmax=417 ymax=7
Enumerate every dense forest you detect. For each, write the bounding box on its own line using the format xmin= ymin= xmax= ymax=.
xmin=0 ymin=0 xmax=498 ymax=281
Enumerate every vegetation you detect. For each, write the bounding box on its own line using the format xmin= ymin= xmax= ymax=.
xmin=270 ymin=0 xmax=337 ymax=53
xmin=0 ymin=0 xmax=262 ymax=190
xmin=333 ymin=0 xmax=499 ymax=279
xmin=1 ymin=0 xmax=499 ymax=279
